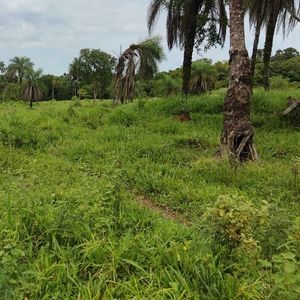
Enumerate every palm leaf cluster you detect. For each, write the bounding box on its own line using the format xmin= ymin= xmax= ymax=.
xmin=190 ymin=59 xmax=217 ymax=94
xmin=148 ymin=0 xmax=226 ymax=49
xmin=22 ymin=69 xmax=45 ymax=107
xmin=115 ymin=36 xmax=164 ymax=103
xmin=148 ymin=0 xmax=227 ymax=95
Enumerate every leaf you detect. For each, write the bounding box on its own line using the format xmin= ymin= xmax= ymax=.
xmin=121 ymin=259 xmax=147 ymax=274
xmin=284 ymin=262 xmax=296 ymax=274
xmin=282 ymin=252 xmax=296 ymax=260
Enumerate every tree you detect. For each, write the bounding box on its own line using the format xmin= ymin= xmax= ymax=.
xmin=69 ymin=49 xmax=115 ymax=99
xmin=22 ymin=69 xmax=45 ymax=108
xmin=0 ymin=61 xmax=5 ymax=74
xmin=153 ymin=74 xmax=181 ymax=97
xmin=248 ymin=0 xmax=300 ymax=90
xmin=247 ymin=0 xmax=267 ymax=87
xmin=51 ymin=76 xmax=63 ymax=100
xmin=7 ymin=56 xmax=34 ymax=87
xmin=273 ymin=47 xmax=300 ymax=61
xmin=148 ymin=0 xmax=227 ymax=96
xmin=220 ymin=0 xmax=258 ymax=162
xmin=190 ymin=59 xmax=217 ymax=94
xmin=115 ymin=36 xmax=165 ymax=103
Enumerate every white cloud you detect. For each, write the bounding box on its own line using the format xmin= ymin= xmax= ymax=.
xmin=0 ymin=0 xmax=298 ymax=75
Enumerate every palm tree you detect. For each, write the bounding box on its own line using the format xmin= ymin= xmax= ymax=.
xmin=247 ymin=0 xmax=300 ymax=89
xmin=7 ymin=56 xmax=34 ymax=87
xmin=148 ymin=0 xmax=227 ymax=96
xmin=220 ymin=0 xmax=258 ymax=162
xmin=156 ymin=74 xmax=181 ymax=97
xmin=115 ymin=36 xmax=165 ymax=103
xmin=22 ymin=69 xmax=45 ymax=108
xmin=190 ymin=59 xmax=217 ymax=94
xmin=246 ymin=0 xmax=267 ymax=87
xmin=51 ymin=76 xmax=62 ymax=100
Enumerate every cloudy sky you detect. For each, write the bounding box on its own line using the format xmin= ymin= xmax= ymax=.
xmin=0 ymin=0 xmax=299 ymax=75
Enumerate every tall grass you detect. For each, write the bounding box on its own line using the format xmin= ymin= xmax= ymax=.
xmin=0 ymin=89 xmax=299 ymax=298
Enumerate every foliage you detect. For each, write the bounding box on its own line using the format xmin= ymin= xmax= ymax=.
xmin=205 ymin=194 xmax=269 ymax=253
xmin=22 ymin=69 xmax=45 ymax=107
xmin=7 ymin=56 xmax=34 ymax=87
xmin=115 ymin=36 xmax=165 ymax=103
xmin=270 ymin=76 xmax=290 ymax=89
xmin=0 ymin=89 xmax=300 ymax=298
xmin=69 ymin=49 xmax=116 ymax=99
xmin=190 ymin=59 xmax=217 ymax=94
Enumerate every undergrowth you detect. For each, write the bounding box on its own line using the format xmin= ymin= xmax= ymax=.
xmin=0 ymin=89 xmax=299 ymax=299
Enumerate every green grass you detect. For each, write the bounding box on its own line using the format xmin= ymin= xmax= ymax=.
xmin=0 ymin=89 xmax=300 ymax=299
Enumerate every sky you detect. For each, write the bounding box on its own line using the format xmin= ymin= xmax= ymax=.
xmin=0 ymin=0 xmax=299 ymax=75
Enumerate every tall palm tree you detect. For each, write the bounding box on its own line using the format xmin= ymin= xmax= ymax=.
xmin=247 ymin=0 xmax=300 ymax=89
xmin=190 ymin=59 xmax=217 ymax=94
xmin=7 ymin=56 xmax=34 ymax=87
xmin=22 ymin=69 xmax=45 ymax=108
xmin=220 ymin=0 xmax=258 ymax=162
xmin=148 ymin=0 xmax=227 ymax=96
xmin=115 ymin=36 xmax=165 ymax=103
xmin=246 ymin=0 xmax=267 ymax=87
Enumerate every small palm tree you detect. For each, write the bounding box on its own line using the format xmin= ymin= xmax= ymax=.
xmin=155 ymin=74 xmax=181 ymax=97
xmin=7 ymin=56 xmax=34 ymax=87
xmin=115 ymin=36 xmax=165 ymax=103
xmin=22 ymin=69 xmax=45 ymax=108
xmin=190 ymin=60 xmax=217 ymax=94
xmin=51 ymin=76 xmax=62 ymax=100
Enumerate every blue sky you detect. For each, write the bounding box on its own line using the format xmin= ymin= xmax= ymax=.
xmin=0 ymin=0 xmax=299 ymax=75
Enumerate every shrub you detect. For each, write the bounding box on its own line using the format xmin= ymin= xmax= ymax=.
xmin=270 ymin=76 xmax=289 ymax=89
xmin=205 ymin=195 xmax=269 ymax=253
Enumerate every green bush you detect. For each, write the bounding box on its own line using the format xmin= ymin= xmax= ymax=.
xmin=270 ymin=76 xmax=290 ymax=89
xmin=205 ymin=194 xmax=269 ymax=253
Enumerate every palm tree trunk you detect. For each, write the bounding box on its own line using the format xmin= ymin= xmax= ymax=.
xmin=220 ymin=0 xmax=258 ymax=162
xmin=250 ymin=17 xmax=263 ymax=89
xmin=182 ymin=0 xmax=199 ymax=96
xmin=263 ymin=10 xmax=278 ymax=90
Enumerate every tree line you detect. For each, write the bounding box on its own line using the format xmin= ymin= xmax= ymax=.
xmin=0 ymin=46 xmax=299 ymax=102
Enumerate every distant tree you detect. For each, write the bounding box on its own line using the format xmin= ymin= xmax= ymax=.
xmin=69 ymin=49 xmax=115 ymax=99
xmin=273 ymin=47 xmax=299 ymax=61
xmin=190 ymin=59 xmax=217 ymax=94
xmin=51 ymin=76 xmax=64 ymax=100
xmin=148 ymin=0 xmax=227 ymax=96
xmin=69 ymin=58 xmax=81 ymax=97
xmin=214 ymin=60 xmax=229 ymax=88
xmin=220 ymin=0 xmax=258 ymax=162
xmin=22 ymin=69 xmax=45 ymax=108
xmin=7 ymin=56 xmax=34 ymax=87
xmin=0 ymin=61 xmax=5 ymax=74
xmin=248 ymin=0 xmax=300 ymax=89
xmin=153 ymin=74 xmax=181 ymax=97
xmin=115 ymin=36 xmax=165 ymax=103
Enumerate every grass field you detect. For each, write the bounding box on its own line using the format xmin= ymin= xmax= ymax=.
xmin=0 ymin=89 xmax=299 ymax=299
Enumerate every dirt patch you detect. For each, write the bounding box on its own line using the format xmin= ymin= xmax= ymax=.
xmin=174 ymin=112 xmax=192 ymax=122
xmin=135 ymin=195 xmax=192 ymax=226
